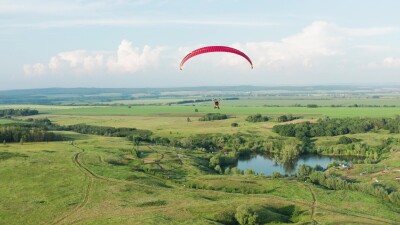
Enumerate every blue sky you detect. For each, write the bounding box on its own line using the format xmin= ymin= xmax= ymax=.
xmin=1 ymin=0 xmax=400 ymax=90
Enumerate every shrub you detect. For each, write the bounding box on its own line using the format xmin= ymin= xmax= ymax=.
xmin=272 ymin=172 xmax=282 ymax=178
xmin=231 ymin=122 xmax=239 ymax=127
xmin=199 ymin=113 xmax=228 ymax=121
xmin=235 ymin=205 xmax=259 ymax=225
xmin=246 ymin=114 xmax=269 ymax=123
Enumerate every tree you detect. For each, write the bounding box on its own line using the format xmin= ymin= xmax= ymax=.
xmin=246 ymin=114 xmax=269 ymax=123
xmin=133 ymin=136 xmax=142 ymax=150
xmin=244 ymin=169 xmax=255 ymax=175
xmin=194 ymin=108 xmax=199 ymax=112
xmin=272 ymin=172 xmax=282 ymax=178
xmin=231 ymin=122 xmax=239 ymax=127
xmin=214 ymin=165 xmax=222 ymax=174
xmin=20 ymin=136 xmax=26 ymax=145
xmin=337 ymin=136 xmax=353 ymax=144
xmin=235 ymin=205 xmax=259 ymax=225
xmin=298 ymin=164 xmax=313 ymax=178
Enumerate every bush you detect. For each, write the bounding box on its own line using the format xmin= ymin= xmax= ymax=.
xmin=199 ymin=113 xmax=228 ymax=121
xmin=246 ymin=114 xmax=269 ymax=123
xmin=337 ymin=136 xmax=352 ymax=144
xmin=231 ymin=122 xmax=239 ymax=127
xmin=235 ymin=205 xmax=259 ymax=225
xmin=244 ymin=169 xmax=255 ymax=175
xmin=272 ymin=172 xmax=282 ymax=178
xmin=277 ymin=114 xmax=299 ymax=122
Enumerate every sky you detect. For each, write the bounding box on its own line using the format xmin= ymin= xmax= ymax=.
xmin=1 ymin=0 xmax=400 ymax=90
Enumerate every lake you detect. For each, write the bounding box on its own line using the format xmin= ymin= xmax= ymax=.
xmin=236 ymin=154 xmax=355 ymax=176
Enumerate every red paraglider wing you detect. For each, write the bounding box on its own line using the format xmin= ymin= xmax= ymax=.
xmin=180 ymin=46 xmax=253 ymax=70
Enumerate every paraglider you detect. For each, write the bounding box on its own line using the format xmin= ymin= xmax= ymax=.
xmin=179 ymin=46 xmax=253 ymax=70
xmin=213 ymin=98 xmax=221 ymax=109
xmin=180 ymin=46 xmax=253 ymax=109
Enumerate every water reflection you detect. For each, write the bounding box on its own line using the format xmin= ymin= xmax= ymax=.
xmin=236 ymin=154 xmax=356 ymax=176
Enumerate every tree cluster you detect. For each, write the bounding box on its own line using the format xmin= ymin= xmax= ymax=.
xmin=277 ymin=114 xmax=299 ymax=122
xmin=245 ymin=114 xmax=269 ymax=123
xmin=0 ymin=126 xmax=63 ymax=143
xmin=297 ymin=164 xmax=400 ymax=206
xmin=199 ymin=113 xmax=228 ymax=121
xmin=0 ymin=109 xmax=38 ymax=117
xmin=272 ymin=117 xmax=400 ymax=138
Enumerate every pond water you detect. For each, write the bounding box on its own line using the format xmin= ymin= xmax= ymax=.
xmin=236 ymin=154 xmax=355 ymax=176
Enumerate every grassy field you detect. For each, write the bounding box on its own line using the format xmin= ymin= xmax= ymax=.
xmin=0 ymin=119 xmax=28 ymax=125
xmin=1 ymin=98 xmax=400 ymax=224
xmin=33 ymin=105 xmax=400 ymax=118
xmin=1 ymin=135 xmax=398 ymax=224
xmin=205 ymin=98 xmax=400 ymax=107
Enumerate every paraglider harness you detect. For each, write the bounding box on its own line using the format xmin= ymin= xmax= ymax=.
xmin=213 ymin=98 xmax=220 ymax=109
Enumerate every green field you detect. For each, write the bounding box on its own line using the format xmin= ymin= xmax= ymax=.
xmin=1 ymin=135 xmax=399 ymax=224
xmin=1 ymin=90 xmax=400 ymax=224
xmin=38 ymin=105 xmax=400 ymax=118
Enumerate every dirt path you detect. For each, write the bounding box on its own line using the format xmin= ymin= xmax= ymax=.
xmin=53 ymin=149 xmax=94 ymax=225
xmin=304 ymin=184 xmax=319 ymax=224
xmin=155 ymin=153 xmax=166 ymax=171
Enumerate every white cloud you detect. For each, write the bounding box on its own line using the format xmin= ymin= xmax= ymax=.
xmin=369 ymin=57 xmax=400 ymax=69
xmin=23 ymin=63 xmax=46 ymax=76
xmin=180 ymin=21 xmax=398 ymax=70
xmin=107 ymin=40 xmax=162 ymax=73
xmin=215 ymin=21 xmax=343 ymax=69
xmin=23 ymin=40 xmax=163 ymax=76
xmin=382 ymin=57 xmax=400 ymax=68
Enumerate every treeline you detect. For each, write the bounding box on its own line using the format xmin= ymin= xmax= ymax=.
xmin=174 ymin=99 xmax=212 ymax=104
xmin=26 ymin=118 xmax=152 ymax=137
xmin=199 ymin=113 xmax=228 ymax=121
xmin=0 ymin=126 xmax=63 ymax=143
xmin=0 ymin=118 xmax=152 ymax=143
xmin=298 ymin=164 xmax=400 ymax=206
xmin=174 ymin=98 xmax=239 ymax=105
xmin=273 ymin=117 xmax=400 ymax=138
xmin=65 ymin=124 xmax=151 ymax=137
xmin=0 ymin=109 xmax=38 ymax=117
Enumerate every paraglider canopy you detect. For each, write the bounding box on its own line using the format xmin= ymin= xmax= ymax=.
xmin=180 ymin=46 xmax=253 ymax=70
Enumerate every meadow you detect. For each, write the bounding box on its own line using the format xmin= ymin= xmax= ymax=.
xmin=41 ymin=105 xmax=400 ymax=118
xmin=1 ymin=135 xmax=398 ymax=224
xmin=1 ymin=88 xmax=400 ymax=224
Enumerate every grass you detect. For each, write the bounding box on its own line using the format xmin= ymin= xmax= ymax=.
xmin=1 ymin=100 xmax=400 ymax=224
xmin=41 ymin=105 xmax=400 ymax=118
xmin=0 ymin=118 xmax=27 ymax=125
xmin=1 ymin=136 xmax=398 ymax=224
